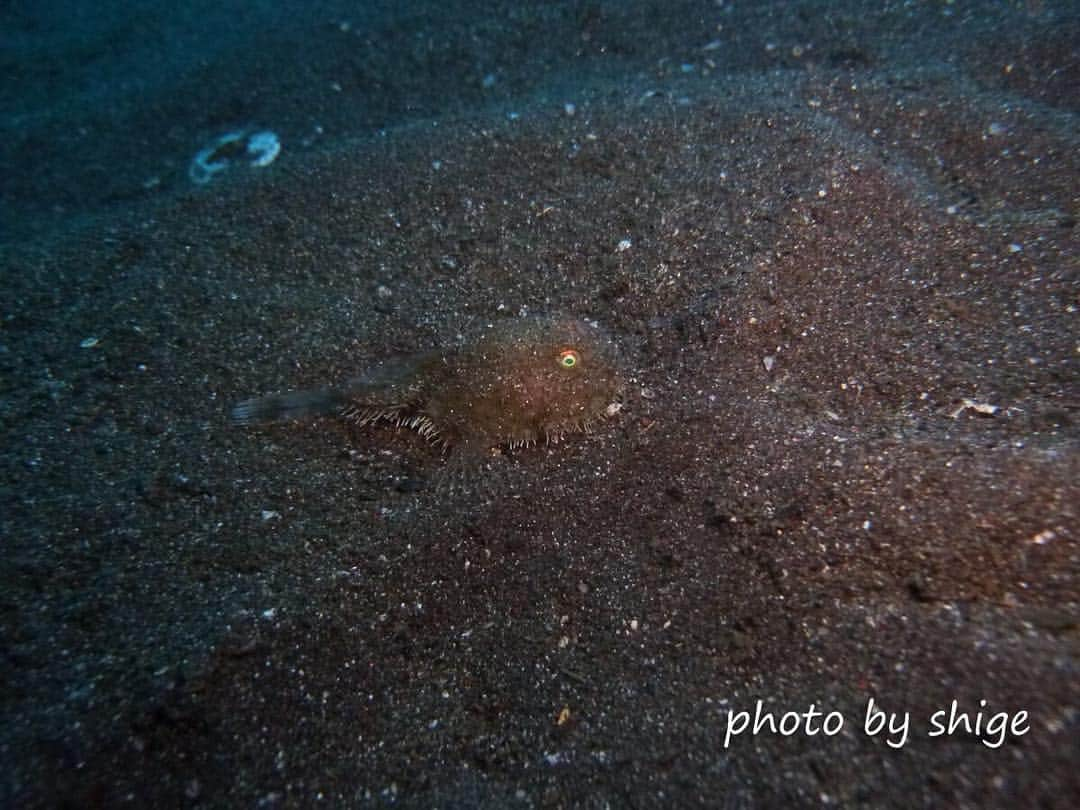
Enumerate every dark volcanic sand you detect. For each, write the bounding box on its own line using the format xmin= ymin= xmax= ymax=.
xmin=1 ymin=2 xmax=1077 ymax=808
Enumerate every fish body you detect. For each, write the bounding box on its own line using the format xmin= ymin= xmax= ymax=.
xmin=232 ymin=316 xmax=624 ymax=452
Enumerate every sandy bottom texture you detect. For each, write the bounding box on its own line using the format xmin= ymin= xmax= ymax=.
xmin=1 ymin=1 xmax=1076 ymax=807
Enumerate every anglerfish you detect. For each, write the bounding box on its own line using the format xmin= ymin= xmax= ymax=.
xmin=231 ymin=316 xmax=624 ymax=452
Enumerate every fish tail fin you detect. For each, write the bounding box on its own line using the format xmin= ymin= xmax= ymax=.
xmin=231 ymin=387 xmax=348 ymax=425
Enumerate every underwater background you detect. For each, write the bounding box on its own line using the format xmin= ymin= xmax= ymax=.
xmin=2 ymin=1 xmax=1077 ymax=806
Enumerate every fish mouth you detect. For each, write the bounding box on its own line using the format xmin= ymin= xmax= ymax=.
xmin=539 ymin=391 xmax=624 ymax=444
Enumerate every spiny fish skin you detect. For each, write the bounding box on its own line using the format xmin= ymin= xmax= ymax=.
xmin=232 ymin=316 xmax=624 ymax=453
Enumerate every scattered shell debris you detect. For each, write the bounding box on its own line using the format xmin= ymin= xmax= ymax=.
xmin=189 ymin=129 xmax=282 ymax=185
xmin=1028 ymin=528 xmax=1058 ymax=546
xmin=949 ymin=398 xmax=1000 ymax=419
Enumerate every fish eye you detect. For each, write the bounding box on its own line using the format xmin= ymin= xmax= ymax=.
xmin=558 ymin=349 xmax=580 ymax=369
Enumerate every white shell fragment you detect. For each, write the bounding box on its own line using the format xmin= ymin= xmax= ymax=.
xmin=949 ymin=398 xmax=1000 ymax=419
xmin=246 ymin=131 xmax=282 ymax=167
xmin=189 ymin=130 xmax=282 ymax=184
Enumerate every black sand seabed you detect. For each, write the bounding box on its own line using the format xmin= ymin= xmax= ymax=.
xmin=1 ymin=1 xmax=1077 ymax=807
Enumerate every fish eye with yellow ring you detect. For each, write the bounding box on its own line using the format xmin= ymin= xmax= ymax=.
xmin=558 ymin=349 xmax=580 ymax=369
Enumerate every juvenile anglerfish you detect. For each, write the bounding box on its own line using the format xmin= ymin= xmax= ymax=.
xmin=231 ymin=316 xmax=624 ymax=452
